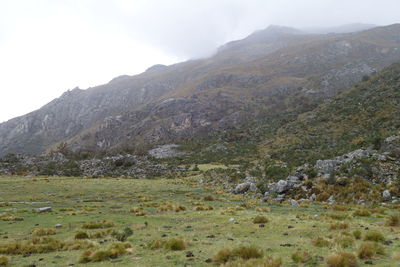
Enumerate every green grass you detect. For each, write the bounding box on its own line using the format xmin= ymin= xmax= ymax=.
xmin=0 ymin=175 xmax=400 ymax=266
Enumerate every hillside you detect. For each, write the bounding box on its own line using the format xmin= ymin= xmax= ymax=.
xmin=1 ymin=24 xmax=400 ymax=156
xmin=263 ymin=62 xmax=400 ymax=166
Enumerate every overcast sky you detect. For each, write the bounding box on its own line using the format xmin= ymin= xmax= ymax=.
xmin=0 ymin=0 xmax=399 ymax=123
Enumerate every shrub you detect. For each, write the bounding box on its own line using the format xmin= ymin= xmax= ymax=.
xmin=326 ymin=252 xmax=357 ymax=267
xmin=82 ymin=220 xmax=115 ymax=229
xmin=253 ymin=215 xmax=269 ymax=224
xmin=363 ymin=231 xmax=385 ymax=242
xmin=353 ymin=230 xmax=362 ymax=240
xmin=357 ymin=241 xmax=385 ymax=259
xmin=75 ymin=231 xmax=89 ymax=240
xmin=311 ymin=237 xmax=331 ymax=248
xmin=291 ymin=250 xmax=311 ymax=263
xmin=386 ymin=214 xmax=400 ymax=227
xmin=330 ymin=222 xmax=349 ymax=230
xmin=0 ymin=256 xmax=9 ymax=266
xmin=32 ymin=228 xmax=56 ymax=236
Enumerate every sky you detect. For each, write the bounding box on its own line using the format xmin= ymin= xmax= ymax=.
xmin=0 ymin=0 xmax=399 ymax=123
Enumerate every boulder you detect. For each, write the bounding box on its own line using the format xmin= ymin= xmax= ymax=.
xmin=290 ymin=199 xmax=299 ymax=206
xmin=35 ymin=207 xmax=52 ymax=213
xmin=233 ymin=183 xmax=251 ymax=194
xmin=382 ymin=190 xmax=391 ymax=200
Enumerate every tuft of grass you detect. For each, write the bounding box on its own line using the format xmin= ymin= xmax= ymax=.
xmin=90 ymin=250 xmax=111 ymax=262
xmin=78 ymin=242 xmax=131 ymax=263
xmin=75 ymin=231 xmax=89 ymax=240
xmin=386 ymin=214 xmax=400 ymax=227
xmin=213 ymin=246 xmax=263 ymax=264
xmin=82 ymin=220 xmax=115 ymax=229
xmin=0 ymin=256 xmax=9 ymax=266
xmin=203 ymin=195 xmax=214 ymax=201
xmin=311 ymin=236 xmax=331 ymax=248
xmin=147 ymin=238 xmax=186 ymax=251
xmin=291 ymin=250 xmax=311 ymax=263
xmin=392 ymin=252 xmax=400 ymax=261
xmin=253 ymin=215 xmax=269 ymax=224
xmin=357 ymin=241 xmax=385 ymax=259
xmin=326 ymin=251 xmax=358 ymax=267
xmin=335 ymin=235 xmax=355 ymax=248
xmin=164 ymin=238 xmax=187 ymax=251
xmin=32 ymin=228 xmax=56 ymax=236
xmin=222 ymin=256 xmax=282 ymax=267
xmin=330 ymin=222 xmax=349 ymax=230
xmin=363 ymin=231 xmax=385 ymax=242
xmin=353 ymin=209 xmax=371 ymax=217
xmin=352 ymin=230 xmax=362 ymax=240
xmin=0 ymin=214 xmax=23 ymax=221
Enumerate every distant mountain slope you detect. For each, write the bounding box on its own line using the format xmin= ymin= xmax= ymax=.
xmin=263 ymin=62 xmax=400 ymax=166
xmin=1 ymin=24 xmax=400 ymax=156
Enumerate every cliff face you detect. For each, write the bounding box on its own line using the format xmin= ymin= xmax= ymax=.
xmin=1 ymin=24 xmax=400 ymax=156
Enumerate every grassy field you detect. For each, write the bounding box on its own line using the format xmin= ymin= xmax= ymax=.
xmin=0 ymin=176 xmax=399 ymax=266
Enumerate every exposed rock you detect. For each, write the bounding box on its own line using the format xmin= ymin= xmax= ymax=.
xmin=382 ymin=190 xmax=391 ymax=200
xmin=35 ymin=207 xmax=52 ymax=213
xmin=148 ymin=144 xmax=186 ymax=159
xmin=290 ymin=199 xmax=299 ymax=206
xmin=233 ymin=183 xmax=251 ymax=194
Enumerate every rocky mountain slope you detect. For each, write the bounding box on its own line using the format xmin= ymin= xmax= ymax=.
xmin=1 ymin=24 xmax=400 ymax=157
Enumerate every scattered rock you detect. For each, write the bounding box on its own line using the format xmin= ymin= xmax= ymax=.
xmin=382 ymin=190 xmax=391 ymax=200
xmin=290 ymin=199 xmax=299 ymax=206
xmin=35 ymin=207 xmax=52 ymax=213
xmin=55 ymin=224 xmax=62 ymax=228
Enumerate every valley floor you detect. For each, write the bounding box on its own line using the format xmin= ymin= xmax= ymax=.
xmin=0 ymin=176 xmax=399 ymax=266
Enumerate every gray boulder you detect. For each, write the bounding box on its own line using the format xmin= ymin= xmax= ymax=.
xmin=382 ymin=190 xmax=391 ymax=200
xmin=290 ymin=199 xmax=299 ymax=206
xmin=233 ymin=183 xmax=251 ymax=194
xmin=35 ymin=207 xmax=52 ymax=213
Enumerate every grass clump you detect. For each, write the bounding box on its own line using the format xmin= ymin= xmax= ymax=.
xmin=357 ymin=241 xmax=385 ymax=259
xmin=111 ymin=227 xmax=133 ymax=242
xmin=0 ymin=214 xmax=23 ymax=221
xmin=353 ymin=209 xmax=371 ymax=217
xmin=352 ymin=230 xmax=362 ymax=240
xmin=213 ymin=246 xmax=263 ymax=264
xmin=291 ymin=250 xmax=311 ymax=263
xmin=335 ymin=235 xmax=355 ymax=248
xmin=386 ymin=213 xmax=400 ymax=227
xmin=78 ymin=242 xmax=132 ymax=263
xmin=222 ymin=256 xmax=282 ymax=267
xmin=0 ymin=256 xmax=9 ymax=266
xmin=392 ymin=252 xmax=400 ymax=261
xmin=147 ymin=238 xmax=186 ymax=251
xmin=326 ymin=251 xmax=358 ymax=267
xmin=75 ymin=231 xmax=89 ymax=240
xmin=363 ymin=231 xmax=385 ymax=242
xmin=32 ymin=228 xmax=56 ymax=236
xmin=330 ymin=222 xmax=349 ymax=230
xmin=253 ymin=215 xmax=269 ymax=224
xmin=82 ymin=220 xmax=115 ymax=229
xmin=311 ymin=236 xmax=331 ymax=248
xmin=203 ymin=195 xmax=214 ymax=201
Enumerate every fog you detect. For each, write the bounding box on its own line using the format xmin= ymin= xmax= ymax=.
xmin=0 ymin=0 xmax=399 ymax=122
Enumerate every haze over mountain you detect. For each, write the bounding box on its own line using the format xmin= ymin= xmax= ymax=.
xmin=1 ymin=24 xmax=400 ymax=157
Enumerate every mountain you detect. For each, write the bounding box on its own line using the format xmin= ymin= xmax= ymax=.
xmin=1 ymin=24 xmax=400 ymax=157
xmin=263 ymin=62 xmax=400 ymax=166
xmin=303 ymin=23 xmax=377 ymax=34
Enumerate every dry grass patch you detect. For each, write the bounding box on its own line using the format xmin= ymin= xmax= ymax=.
xmin=213 ymin=246 xmax=263 ymax=264
xmin=330 ymin=222 xmax=349 ymax=230
xmin=353 ymin=209 xmax=371 ymax=217
xmin=326 ymin=251 xmax=358 ymax=267
xmin=291 ymin=250 xmax=311 ymax=263
xmin=253 ymin=215 xmax=269 ymax=224
xmin=357 ymin=241 xmax=385 ymax=259
xmin=147 ymin=238 xmax=187 ymax=251
xmin=79 ymin=242 xmax=132 ymax=263
xmin=32 ymin=228 xmax=56 ymax=236
xmin=222 ymin=256 xmax=282 ymax=267
xmin=0 ymin=214 xmax=23 ymax=221
xmin=0 ymin=256 xmax=9 ymax=266
xmin=311 ymin=236 xmax=331 ymax=248
xmin=386 ymin=213 xmax=400 ymax=227
xmin=82 ymin=220 xmax=115 ymax=229
xmin=363 ymin=231 xmax=385 ymax=242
